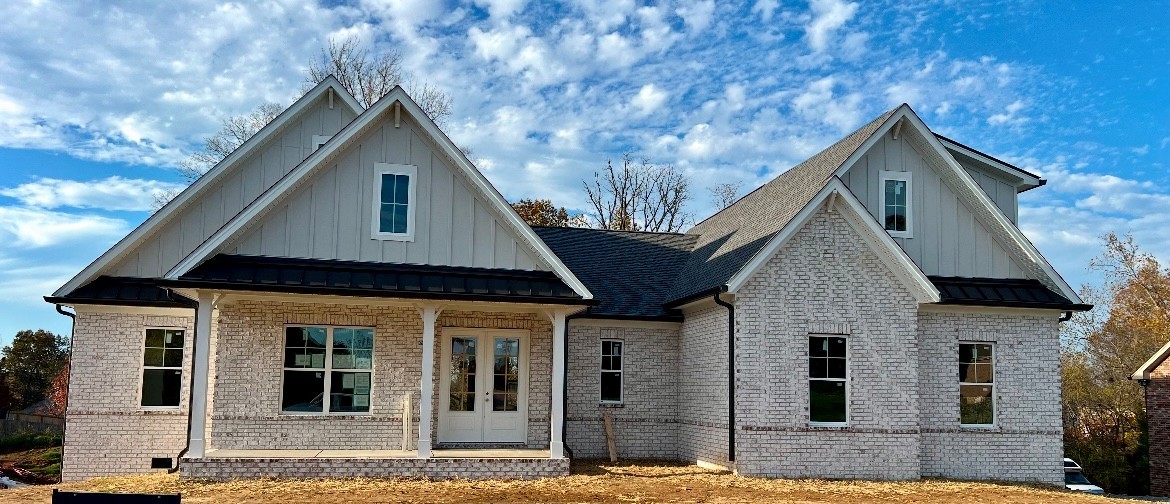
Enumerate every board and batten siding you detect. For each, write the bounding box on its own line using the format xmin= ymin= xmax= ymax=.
xmin=109 ymin=94 xmax=357 ymax=278
xmin=950 ymin=152 xmax=1020 ymax=223
xmin=228 ymin=114 xmax=545 ymax=271
xmin=840 ymin=134 xmax=1027 ymax=279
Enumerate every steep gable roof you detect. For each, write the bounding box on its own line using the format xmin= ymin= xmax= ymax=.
xmin=665 ymin=107 xmax=899 ymax=303
xmin=167 ymin=86 xmax=593 ymax=300
xmin=52 ymin=77 xmax=363 ymax=298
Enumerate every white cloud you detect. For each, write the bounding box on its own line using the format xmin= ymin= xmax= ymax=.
xmin=804 ymin=0 xmax=859 ymax=52
xmin=631 ymin=84 xmax=668 ymax=115
xmin=0 ymin=206 xmax=127 ymax=248
xmin=473 ymin=0 xmax=527 ymax=19
xmin=987 ymin=99 xmax=1029 ymax=126
xmin=0 ymin=176 xmax=184 ymax=212
xmin=791 ymin=77 xmax=863 ymax=132
xmin=752 ymin=0 xmax=781 ymax=22
xmin=676 ymin=0 xmax=716 ymax=33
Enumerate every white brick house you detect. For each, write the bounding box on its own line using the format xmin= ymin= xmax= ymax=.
xmin=47 ymin=79 xmax=1089 ymax=483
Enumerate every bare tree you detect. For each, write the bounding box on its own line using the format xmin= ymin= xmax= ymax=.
xmin=583 ymin=154 xmax=691 ymax=232
xmin=708 ymin=181 xmax=742 ymax=210
xmin=304 ymin=36 xmax=451 ymax=121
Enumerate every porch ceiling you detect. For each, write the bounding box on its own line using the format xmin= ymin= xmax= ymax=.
xmin=159 ymin=254 xmax=593 ymax=305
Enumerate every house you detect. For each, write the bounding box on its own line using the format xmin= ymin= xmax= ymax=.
xmin=1133 ymin=342 xmax=1170 ymax=495
xmin=46 ymin=77 xmax=1090 ymax=483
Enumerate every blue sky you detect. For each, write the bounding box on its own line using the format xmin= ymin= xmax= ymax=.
xmin=0 ymin=0 xmax=1166 ymax=344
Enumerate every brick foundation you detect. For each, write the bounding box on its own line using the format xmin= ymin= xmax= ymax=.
xmin=180 ymin=456 xmax=569 ymax=480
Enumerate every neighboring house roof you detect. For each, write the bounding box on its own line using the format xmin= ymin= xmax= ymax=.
xmin=1133 ymin=340 xmax=1170 ymax=381
xmin=665 ymin=108 xmax=899 ymax=304
xmin=533 ymin=227 xmax=698 ymax=320
xmin=929 ymin=276 xmax=1090 ymax=311
xmin=160 ymin=254 xmax=587 ymax=305
xmin=164 ymin=86 xmax=594 ymax=301
xmin=44 ymin=276 xmax=195 ymax=308
xmin=51 ymin=77 xmax=364 ymax=299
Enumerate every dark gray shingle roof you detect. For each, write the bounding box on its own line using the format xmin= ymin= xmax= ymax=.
xmin=533 ymin=227 xmax=698 ymax=319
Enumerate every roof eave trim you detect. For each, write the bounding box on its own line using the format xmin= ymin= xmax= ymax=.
xmin=43 ymin=296 xmax=196 ymax=309
xmin=935 ymin=299 xmax=1093 ymax=311
xmin=724 ymin=178 xmax=940 ymax=303
xmin=153 ymin=279 xmax=595 ymax=306
xmin=834 ymin=106 xmax=1083 ymax=305
xmin=935 ymin=133 xmax=1043 ymax=186
xmin=52 ymin=76 xmax=363 ymax=298
xmin=1133 ymin=339 xmax=1170 ymax=381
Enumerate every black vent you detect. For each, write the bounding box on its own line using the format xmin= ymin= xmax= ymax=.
xmin=150 ymin=457 xmax=172 ymax=469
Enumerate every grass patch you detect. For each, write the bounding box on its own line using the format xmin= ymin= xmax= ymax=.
xmin=0 ymin=431 xmax=61 ymax=452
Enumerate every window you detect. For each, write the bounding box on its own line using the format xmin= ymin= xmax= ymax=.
xmin=141 ymin=329 xmax=184 ymax=408
xmin=959 ymin=343 xmax=994 ymax=426
xmin=600 ymin=340 xmax=623 ymax=403
xmin=879 ymin=170 xmax=912 ymax=237
xmin=809 ymin=335 xmax=847 ymax=424
xmin=372 ymin=163 xmax=416 ymax=240
xmin=311 ymin=135 xmax=331 ymax=152
xmin=282 ymin=326 xmax=373 ymax=414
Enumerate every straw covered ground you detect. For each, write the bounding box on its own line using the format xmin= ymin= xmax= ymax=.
xmin=0 ymin=459 xmax=1128 ymax=503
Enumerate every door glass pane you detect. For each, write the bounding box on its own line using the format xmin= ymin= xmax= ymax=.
xmin=449 ymin=337 xmax=477 ymax=412
xmin=493 ymin=337 xmax=519 ymax=412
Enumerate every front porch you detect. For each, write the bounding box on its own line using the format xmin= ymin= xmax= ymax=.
xmin=182 ymin=448 xmax=566 ymax=480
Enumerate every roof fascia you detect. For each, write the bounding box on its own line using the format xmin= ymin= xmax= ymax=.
xmin=936 ymin=134 xmax=1043 ymax=188
xmin=52 ymin=76 xmax=362 ymax=297
xmin=1133 ymin=339 xmax=1170 ymax=380
xmin=166 ymin=89 xmax=593 ymax=300
xmin=724 ymin=178 xmax=940 ymax=303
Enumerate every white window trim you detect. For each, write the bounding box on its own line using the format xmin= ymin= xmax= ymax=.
xmin=371 ymin=163 xmax=417 ymax=242
xmin=311 ymin=135 xmax=331 ymax=152
xmin=959 ymin=341 xmax=996 ymax=428
xmin=878 ymin=170 xmax=913 ymax=238
xmin=279 ymin=325 xmax=375 ymax=416
xmin=139 ymin=327 xmax=185 ymax=411
xmin=600 ymin=339 xmax=624 ymax=404
xmin=808 ymin=334 xmax=849 ymax=427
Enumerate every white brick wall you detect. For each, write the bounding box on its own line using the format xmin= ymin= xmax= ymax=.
xmin=917 ymin=310 xmax=1063 ymax=484
xmin=734 ymin=208 xmax=921 ymax=479
xmin=566 ymin=323 xmax=679 ymax=459
xmin=677 ymin=305 xmax=730 ymax=465
xmin=63 ymin=310 xmax=195 ymax=481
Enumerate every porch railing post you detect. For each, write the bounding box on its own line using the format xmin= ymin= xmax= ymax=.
xmin=189 ymin=291 xmax=214 ymax=458
xmin=550 ymin=310 xmax=566 ymax=459
xmin=417 ymin=305 xmax=439 ymax=458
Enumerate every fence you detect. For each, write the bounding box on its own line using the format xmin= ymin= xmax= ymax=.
xmin=0 ymin=411 xmax=64 ymax=436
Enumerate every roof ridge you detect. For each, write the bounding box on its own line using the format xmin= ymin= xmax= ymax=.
xmin=531 ymin=226 xmax=690 ymax=237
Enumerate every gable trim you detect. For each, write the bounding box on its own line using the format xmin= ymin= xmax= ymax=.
xmin=831 ymin=106 xmax=1083 ymax=305
xmin=724 ymin=178 xmax=940 ymax=303
xmin=165 ymin=88 xmax=593 ymax=300
xmin=52 ymin=77 xmax=364 ymax=298
xmin=1133 ymin=340 xmax=1170 ymax=381
xmin=936 ymin=134 xmax=1043 ymax=188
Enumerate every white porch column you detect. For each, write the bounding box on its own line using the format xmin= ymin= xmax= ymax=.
xmin=417 ymin=305 xmax=439 ymax=458
xmin=188 ymin=291 xmax=214 ymax=458
xmin=550 ymin=310 xmax=567 ymax=459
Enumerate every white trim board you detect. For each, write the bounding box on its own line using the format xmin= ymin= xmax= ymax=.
xmin=936 ymin=135 xmax=1042 ymax=189
xmin=1133 ymin=339 xmax=1170 ymax=380
xmin=53 ymin=77 xmax=364 ymax=297
xmin=830 ymin=105 xmax=1083 ymax=305
xmin=724 ymin=178 xmax=940 ymax=304
xmin=165 ymin=87 xmax=592 ymax=301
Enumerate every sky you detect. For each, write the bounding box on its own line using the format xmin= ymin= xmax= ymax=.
xmin=0 ymin=0 xmax=1166 ymax=344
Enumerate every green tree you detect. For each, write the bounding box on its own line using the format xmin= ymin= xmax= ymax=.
xmin=1 ymin=330 xmax=69 ymax=410
xmin=1062 ymin=232 xmax=1169 ymax=494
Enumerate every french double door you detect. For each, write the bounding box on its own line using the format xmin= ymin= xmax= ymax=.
xmin=437 ymin=329 xmax=528 ymax=443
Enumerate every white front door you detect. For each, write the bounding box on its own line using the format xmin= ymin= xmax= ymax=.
xmin=438 ymin=329 xmax=528 ymax=443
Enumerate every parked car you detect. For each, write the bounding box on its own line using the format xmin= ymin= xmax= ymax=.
xmin=1064 ymin=458 xmax=1105 ymax=495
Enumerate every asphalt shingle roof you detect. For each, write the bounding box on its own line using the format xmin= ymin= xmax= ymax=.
xmin=533 ymin=227 xmax=698 ymax=319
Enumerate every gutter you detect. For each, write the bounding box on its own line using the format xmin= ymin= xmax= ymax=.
xmin=52 ymin=304 xmax=76 ymax=478
xmin=712 ymin=288 xmax=735 ymax=463
xmin=562 ymin=307 xmax=592 ymax=458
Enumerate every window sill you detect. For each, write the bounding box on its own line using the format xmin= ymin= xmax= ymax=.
xmin=808 ymin=422 xmax=849 ymax=429
xmin=959 ymin=424 xmax=998 ymax=431
xmin=278 ymin=412 xmax=373 ymax=418
xmin=139 ymin=407 xmax=183 ymax=415
xmin=372 ymin=232 xmax=414 ymax=242
xmin=598 ymin=402 xmax=624 ymax=408
xmin=887 ymin=231 xmax=913 ymax=239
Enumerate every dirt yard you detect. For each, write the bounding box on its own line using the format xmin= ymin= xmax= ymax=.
xmin=0 ymin=460 xmax=1129 ymax=503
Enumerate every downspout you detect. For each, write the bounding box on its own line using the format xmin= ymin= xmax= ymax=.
xmin=53 ymin=304 xmax=76 ymax=477
xmin=169 ymin=290 xmax=197 ymax=473
xmin=562 ymin=307 xmax=592 ymax=458
xmin=1059 ymin=311 xmax=1073 ymax=322
xmin=712 ymin=289 xmax=735 ymax=463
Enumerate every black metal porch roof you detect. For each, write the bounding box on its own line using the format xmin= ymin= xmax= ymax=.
xmin=929 ymin=276 xmax=1091 ymax=311
xmin=44 ymin=276 xmax=196 ymax=308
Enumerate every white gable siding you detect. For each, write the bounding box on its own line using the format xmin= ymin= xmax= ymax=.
xmin=841 ymin=134 xmax=1027 ymax=279
xmin=109 ymin=95 xmax=357 ymax=278
xmin=228 ymin=115 xmax=545 ymax=271
xmin=952 ymin=154 xmax=1019 ymax=223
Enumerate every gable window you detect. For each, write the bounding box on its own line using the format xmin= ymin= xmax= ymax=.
xmin=959 ymin=342 xmax=994 ymax=426
xmin=372 ymin=163 xmax=416 ymax=241
xmin=282 ymin=326 xmax=374 ymax=414
xmin=311 ymin=135 xmax=331 ymax=152
xmin=879 ymin=170 xmax=912 ymax=238
xmin=809 ymin=335 xmax=847 ymax=425
xmin=600 ymin=340 xmax=623 ymax=403
xmin=142 ymin=328 xmax=184 ymax=408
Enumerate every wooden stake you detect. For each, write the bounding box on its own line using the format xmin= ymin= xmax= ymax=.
xmin=602 ymin=410 xmax=617 ymax=462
